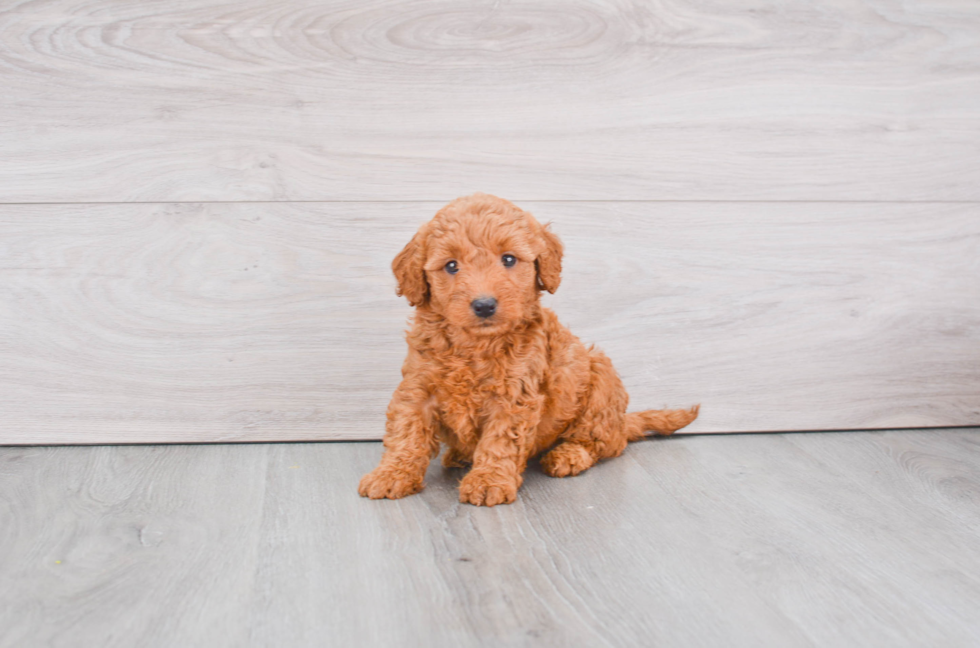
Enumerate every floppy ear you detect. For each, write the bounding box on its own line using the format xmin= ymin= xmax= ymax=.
xmin=535 ymin=224 xmax=563 ymax=293
xmin=392 ymin=229 xmax=429 ymax=306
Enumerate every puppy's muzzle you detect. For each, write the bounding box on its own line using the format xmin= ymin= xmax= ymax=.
xmin=471 ymin=297 xmax=497 ymax=319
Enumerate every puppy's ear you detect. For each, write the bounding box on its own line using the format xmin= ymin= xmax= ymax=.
xmin=535 ymin=224 xmax=563 ymax=293
xmin=392 ymin=229 xmax=429 ymax=306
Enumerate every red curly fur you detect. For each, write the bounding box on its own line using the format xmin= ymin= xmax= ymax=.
xmin=359 ymin=194 xmax=699 ymax=506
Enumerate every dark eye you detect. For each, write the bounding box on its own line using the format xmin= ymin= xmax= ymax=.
xmin=501 ymin=254 xmax=517 ymax=267
xmin=445 ymin=260 xmax=459 ymax=275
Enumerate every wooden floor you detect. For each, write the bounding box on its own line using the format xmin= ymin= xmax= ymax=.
xmin=2 ymin=428 xmax=979 ymax=647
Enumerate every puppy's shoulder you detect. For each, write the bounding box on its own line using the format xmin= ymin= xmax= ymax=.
xmin=539 ymin=307 xmax=586 ymax=357
xmin=539 ymin=306 xmax=572 ymax=336
xmin=400 ymin=313 xmax=450 ymax=373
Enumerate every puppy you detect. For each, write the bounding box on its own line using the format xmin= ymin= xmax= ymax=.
xmin=359 ymin=194 xmax=698 ymax=506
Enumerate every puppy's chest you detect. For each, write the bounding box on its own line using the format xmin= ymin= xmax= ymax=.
xmin=428 ymin=350 xmax=540 ymax=428
xmin=433 ymin=357 xmax=509 ymax=407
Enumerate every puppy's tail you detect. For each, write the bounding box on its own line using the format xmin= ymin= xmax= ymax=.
xmin=625 ymin=405 xmax=700 ymax=441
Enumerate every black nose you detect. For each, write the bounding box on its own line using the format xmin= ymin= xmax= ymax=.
xmin=471 ymin=297 xmax=497 ymax=319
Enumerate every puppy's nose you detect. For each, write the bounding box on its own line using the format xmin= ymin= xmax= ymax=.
xmin=471 ymin=297 xmax=497 ymax=319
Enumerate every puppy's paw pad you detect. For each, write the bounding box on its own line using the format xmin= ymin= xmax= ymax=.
xmin=358 ymin=466 xmax=423 ymax=500
xmin=458 ymin=471 xmax=518 ymax=507
xmin=541 ymin=444 xmax=595 ymax=478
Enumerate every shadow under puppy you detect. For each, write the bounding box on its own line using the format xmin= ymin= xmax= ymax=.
xmin=360 ymin=194 xmax=698 ymax=506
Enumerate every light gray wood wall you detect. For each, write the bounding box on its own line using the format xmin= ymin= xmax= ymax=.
xmin=3 ymin=0 xmax=980 ymax=202
xmin=1 ymin=0 xmax=978 ymax=443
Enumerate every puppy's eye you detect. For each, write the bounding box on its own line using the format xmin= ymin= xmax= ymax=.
xmin=501 ymin=254 xmax=517 ymax=267
xmin=445 ymin=260 xmax=459 ymax=275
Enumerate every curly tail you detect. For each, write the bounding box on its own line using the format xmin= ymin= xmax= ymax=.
xmin=625 ymin=405 xmax=700 ymax=441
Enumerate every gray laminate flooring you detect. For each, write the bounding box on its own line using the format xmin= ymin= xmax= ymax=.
xmin=2 ymin=428 xmax=979 ymax=647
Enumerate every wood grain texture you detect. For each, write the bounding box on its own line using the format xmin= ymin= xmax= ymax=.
xmin=1 ymin=429 xmax=979 ymax=647
xmin=1 ymin=0 xmax=979 ymax=202
xmin=1 ymin=201 xmax=977 ymax=443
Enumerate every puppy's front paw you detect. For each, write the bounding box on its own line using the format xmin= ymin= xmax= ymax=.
xmin=458 ymin=469 xmax=519 ymax=507
xmin=358 ymin=466 xmax=424 ymax=500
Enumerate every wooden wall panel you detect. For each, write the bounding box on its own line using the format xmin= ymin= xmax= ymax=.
xmin=1 ymin=0 xmax=979 ymax=202
xmin=2 ymin=0 xmax=977 ymax=443
xmin=1 ymin=201 xmax=977 ymax=443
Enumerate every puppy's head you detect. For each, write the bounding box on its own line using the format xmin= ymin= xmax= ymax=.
xmin=393 ymin=194 xmax=563 ymax=335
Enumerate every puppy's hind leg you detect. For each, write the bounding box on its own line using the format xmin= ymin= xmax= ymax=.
xmin=441 ymin=436 xmax=473 ymax=469
xmin=438 ymin=421 xmax=475 ymax=468
xmin=541 ymin=350 xmax=630 ymax=478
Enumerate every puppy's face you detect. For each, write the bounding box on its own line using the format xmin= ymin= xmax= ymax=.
xmin=393 ymin=194 xmax=563 ymax=336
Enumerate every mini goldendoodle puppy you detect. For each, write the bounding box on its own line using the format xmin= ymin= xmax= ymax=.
xmin=359 ymin=194 xmax=698 ymax=506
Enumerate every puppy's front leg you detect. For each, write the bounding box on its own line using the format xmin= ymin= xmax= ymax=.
xmin=359 ymin=382 xmax=439 ymax=500
xmin=459 ymin=400 xmax=542 ymax=507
